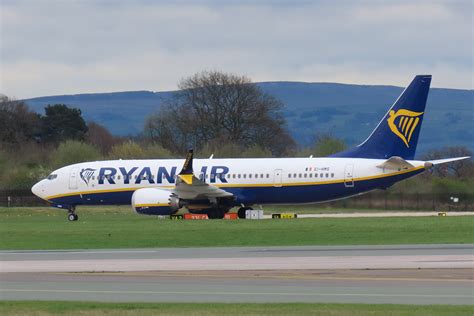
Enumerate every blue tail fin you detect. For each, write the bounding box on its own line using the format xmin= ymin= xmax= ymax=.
xmin=332 ymin=75 xmax=432 ymax=160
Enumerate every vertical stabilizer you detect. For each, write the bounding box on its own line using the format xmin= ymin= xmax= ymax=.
xmin=332 ymin=75 xmax=431 ymax=159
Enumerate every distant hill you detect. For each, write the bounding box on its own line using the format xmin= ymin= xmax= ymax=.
xmin=24 ymin=82 xmax=473 ymax=156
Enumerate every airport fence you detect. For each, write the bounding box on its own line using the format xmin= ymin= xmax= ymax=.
xmin=0 ymin=189 xmax=472 ymax=211
xmin=0 ymin=189 xmax=50 ymax=207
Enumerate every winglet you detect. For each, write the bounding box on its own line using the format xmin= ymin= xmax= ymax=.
xmin=178 ymin=149 xmax=194 ymax=184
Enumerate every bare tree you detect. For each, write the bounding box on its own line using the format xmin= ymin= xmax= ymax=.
xmin=86 ymin=122 xmax=117 ymax=154
xmin=422 ymin=146 xmax=473 ymax=179
xmin=0 ymin=96 xmax=41 ymax=144
xmin=145 ymin=71 xmax=295 ymax=156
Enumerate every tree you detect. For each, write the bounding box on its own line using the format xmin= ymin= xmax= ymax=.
xmin=41 ymin=104 xmax=88 ymax=143
xmin=86 ymin=122 xmax=117 ymax=154
xmin=422 ymin=146 xmax=473 ymax=179
xmin=0 ymin=96 xmax=41 ymax=144
xmin=144 ymin=71 xmax=295 ymax=156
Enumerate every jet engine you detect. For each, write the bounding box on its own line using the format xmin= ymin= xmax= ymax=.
xmin=131 ymin=188 xmax=180 ymax=215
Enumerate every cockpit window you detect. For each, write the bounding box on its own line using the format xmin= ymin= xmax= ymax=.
xmin=47 ymin=174 xmax=58 ymax=180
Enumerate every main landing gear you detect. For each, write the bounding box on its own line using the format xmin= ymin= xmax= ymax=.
xmin=67 ymin=206 xmax=78 ymax=221
xmin=237 ymin=206 xmax=253 ymax=219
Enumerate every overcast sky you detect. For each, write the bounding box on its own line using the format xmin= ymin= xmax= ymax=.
xmin=1 ymin=0 xmax=472 ymax=98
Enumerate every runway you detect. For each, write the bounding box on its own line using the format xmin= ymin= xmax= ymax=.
xmin=1 ymin=244 xmax=473 ymax=304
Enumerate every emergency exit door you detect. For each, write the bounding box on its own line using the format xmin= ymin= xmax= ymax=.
xmin=344 ymin=164 xmax=354 ymax=188
xmin=273 ymin=169 xmax=283 ymax=187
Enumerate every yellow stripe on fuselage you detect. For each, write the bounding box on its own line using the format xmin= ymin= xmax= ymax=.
xmin=45 ymin=166 xmax=425 ymax=201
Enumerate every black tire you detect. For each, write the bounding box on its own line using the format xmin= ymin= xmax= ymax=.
xmin=74 ymin=214 xmax=79 ymax=221
xmin=68 ymin=213 xmax=76 ymax=221
xmin=207 ymin=209 xmax=225 ymax=219
xmin=237 ymin=207 xmax=252 ymax=219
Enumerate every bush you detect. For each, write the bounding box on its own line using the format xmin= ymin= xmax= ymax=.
xmin=108 ymin=141 xmax=146 ymax=159
xmin=2 ymin=165 xmax=48 ymax=190
xmin=50 ymin=140 xmax=102 ymax=169
xmin=431 ymin=177 xmax=474 ymax=201
xmin=143 ymin=143 xmax=174 ymax=159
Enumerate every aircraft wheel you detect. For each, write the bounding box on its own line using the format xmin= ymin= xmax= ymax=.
xmin=68 ymin=213 xmax=77 ymax=221
xmin=207 ymin=209 xmax=225 ymax=219
xmin=237 ymin=207 xmax=252 ymax=219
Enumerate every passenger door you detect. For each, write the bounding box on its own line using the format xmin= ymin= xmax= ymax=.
xmin=69 ymin=167 xmax=79 ymax=190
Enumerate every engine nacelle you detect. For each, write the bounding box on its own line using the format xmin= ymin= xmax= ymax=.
xmin=131 ymin=188 xmax=178 ymax=215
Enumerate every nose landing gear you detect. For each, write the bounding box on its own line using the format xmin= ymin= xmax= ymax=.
xmin=67 ymin=207 xmax=78 ymax=221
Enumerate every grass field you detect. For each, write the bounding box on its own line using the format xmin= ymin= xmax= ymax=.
xmin=0 ymin=206 xmax=472 ymax=250
xmin=0 ymin=301 xmax=473 ymax=316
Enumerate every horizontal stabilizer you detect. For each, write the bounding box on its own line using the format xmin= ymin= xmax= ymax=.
xmin=377 ymin=156 xmax=415 ymax=170
xmin=425 ymin=156 xmax=471 ymax=168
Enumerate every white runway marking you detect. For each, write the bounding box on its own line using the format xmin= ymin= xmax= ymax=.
xmin=1 ymin=288 xmax=471 ymax=299
xmin=2 ymin=255 xmax=473 ymax=273
xmin=266 ymin=212 xmax=474 ymax=219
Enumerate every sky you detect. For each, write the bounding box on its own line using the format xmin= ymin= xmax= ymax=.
xmin=1 ymin=0 xmax=472 ymax=98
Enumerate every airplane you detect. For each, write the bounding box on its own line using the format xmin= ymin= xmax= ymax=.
xmin=31 ymin=75 xmax=470 ymax=221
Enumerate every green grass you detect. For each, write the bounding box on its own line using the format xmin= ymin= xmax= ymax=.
xmin=0 ymin=301 xmax=473 ymax=316
xmin=0 ymin=207 xmax=473 ymax=250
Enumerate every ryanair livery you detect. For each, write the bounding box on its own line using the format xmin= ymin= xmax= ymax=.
xmin=32 ymin=75 xmax=470 ymax=221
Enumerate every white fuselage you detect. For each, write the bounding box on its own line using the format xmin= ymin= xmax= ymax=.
xmin=32 ymin=157 xmax=426 ymax=208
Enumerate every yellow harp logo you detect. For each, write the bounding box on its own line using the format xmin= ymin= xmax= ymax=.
xmin=387 ymin=109 xmax=424 ymax=147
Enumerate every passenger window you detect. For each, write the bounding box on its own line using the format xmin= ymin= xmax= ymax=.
xmin=232 ymin=174 xmax=236 ymax=179
xmin=331 ymin=173 xmax=334 ymax=178
xmin=320 ymin=173 xmax=323 ymax=178
xmin=118 ymin=175 xmax=121 ymax=180
xmin=315 ymin=173 xmax=318 ymax=178
xmin=260 ymin=174 xmax=264 ymax=178
xmin=288 ymin=174 xmax=292 ymax=178
xmin=243 ymin=174 xmax=246 ymax=178
xmin=249 ymin=174 xmax=252 ymax=178
xmin=238 ymin=174 xmax=241 ymax=178
xmin=299 ymin=173 xmax=302 ymax=178
xmin=309 ymin=173 xmax=312 ymax=178
xmin=304 ymin=174 xmax=307 ymax=178
xmin=255 ymin=174 xmax=258 ymax=178
xmin=293 ymin=173 xmax=297 ymax=178
xmin=266 ymin=174 xmax=269 ymax=178
xmin=326 ymin=173 xmax=329 ymax=178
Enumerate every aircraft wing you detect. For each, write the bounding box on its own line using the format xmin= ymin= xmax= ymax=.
xmin=173 ymin=150 xmax=233 ymax=200
xmin=376 ymin=156 xmax=415 ymax=170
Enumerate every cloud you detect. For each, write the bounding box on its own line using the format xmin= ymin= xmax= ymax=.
xmin=1 ymin=0 xmax=472 ymax=98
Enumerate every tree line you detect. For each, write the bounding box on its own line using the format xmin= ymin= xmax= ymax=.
xmin=0 ymin=71 xmax=472 ymax=201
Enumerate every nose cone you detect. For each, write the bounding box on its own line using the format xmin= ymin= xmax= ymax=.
xmin=31 ymin=180 xmax=45 ymax=200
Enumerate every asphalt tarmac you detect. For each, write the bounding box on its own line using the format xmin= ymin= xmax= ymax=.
xmin=1 ymin=244 xmax=473 ymax=304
